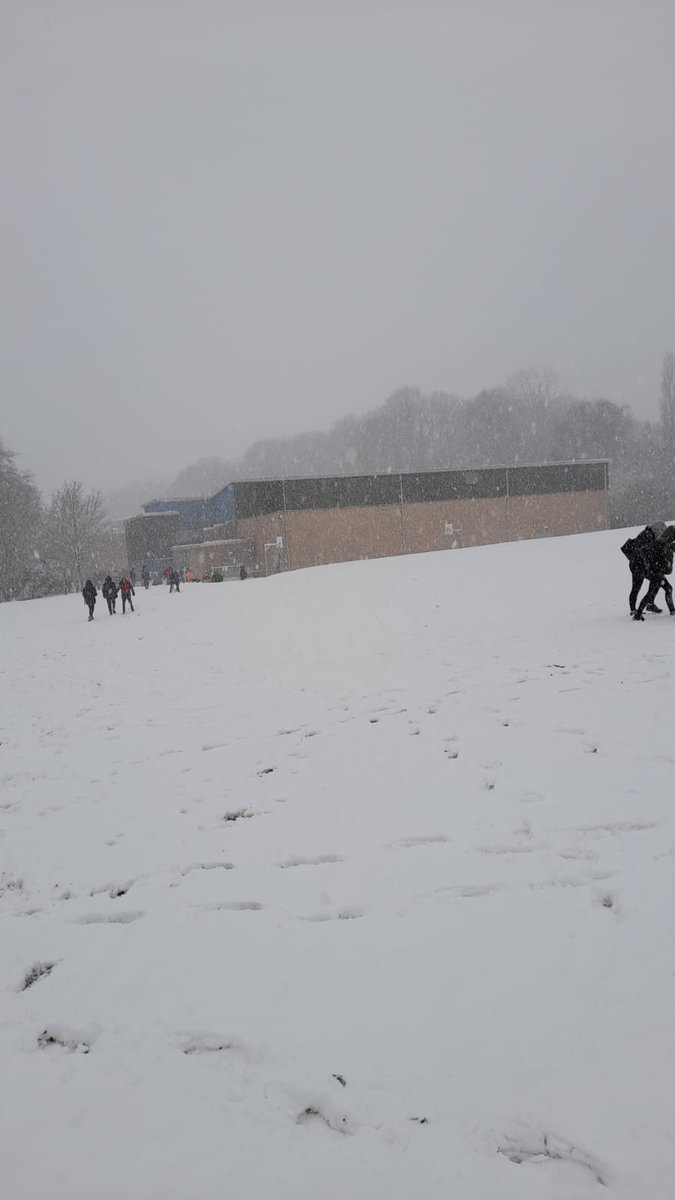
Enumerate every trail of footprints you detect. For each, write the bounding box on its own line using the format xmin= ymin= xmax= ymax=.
xmin=4 ymin=807 xmax=660 ymax=930
xmin=25 ymin=1017 xmax=613 ymax=1183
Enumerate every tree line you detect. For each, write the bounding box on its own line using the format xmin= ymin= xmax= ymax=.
xmin=0 ymin=447 xmax=110 ymax=601
xmin=168 ymin=359 xmax=675 ymax=530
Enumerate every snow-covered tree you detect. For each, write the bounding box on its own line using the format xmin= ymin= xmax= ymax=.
xmin=0 ymin=439 xmax=43 ymax=601
xmin=660 ymin=352 xmax=675 ymax=465
xmin=44 ymin=481 xmax=108 ymax=590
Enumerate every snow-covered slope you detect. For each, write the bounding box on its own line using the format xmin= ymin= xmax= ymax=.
xmin=1 ymin=530 xmax=674 ymax=1199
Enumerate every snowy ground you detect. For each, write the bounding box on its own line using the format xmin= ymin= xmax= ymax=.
xmin=1 ymin=529 xmax=674 ymax=1199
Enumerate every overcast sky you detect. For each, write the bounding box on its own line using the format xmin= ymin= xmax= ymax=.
xmin=2 ymin=0 xmax=675 ymax=493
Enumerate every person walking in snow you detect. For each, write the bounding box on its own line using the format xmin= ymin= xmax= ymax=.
xmin=631 ymin=526 xmax=675 ymax=621
xmin=82 ymin=579 xmax=97 ymax=621
xmin=621 ymin=525 xmax=669 ymax=615
xmin=102 ymin=575 xmax=118 ymax=615
xmin=169 ymin=569 xmax=180 ymax=593
xmin=118 ymin=576 xmax=135 ymax=614
xmin=141 ymin=564 xmax=150 ymax=589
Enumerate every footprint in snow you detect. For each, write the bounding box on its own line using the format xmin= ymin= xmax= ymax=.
xmin=37 ymin=1023 xmax=98 ymax=1054
xmin=391 ymin=835 xmax=449 ymax=849
xmin=497 ymin=1128 xmax=608 ymax=1188
xmin=279 ymin=855 xmax=344 ymax=869
xmin=181 ymin=862 xmax=235 ymax=875
xmin=74 ymin=911 xmax=144 ymax=924
xmin=17 ymin=961 xmax=57 ymax=991
xmin=302 ymin=906 xmax=365 ymax=922
xmin=477 ymin=843 xmax=536 ymax=856
xmin=177 ymin=1032 xmax=253 ymax=1058
xmin=296 ymin=1105 xmax=355 ymax=1135
xmin=90 ymin=879 xmax=136 ymax=899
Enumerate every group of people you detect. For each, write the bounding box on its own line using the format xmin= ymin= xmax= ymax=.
xmin=82 ymin=576 xmax=135 ymax=621
xmin=622 ymin=523 xmax=675 ymax=621
xmin=81 ymin=565 xmax=187 ymax=620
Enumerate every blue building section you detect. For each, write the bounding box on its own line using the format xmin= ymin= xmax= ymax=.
xmin=144 ymin=487 xmax=235 ymax=536
xmin=143 ymin=497 xmax=207 ymax=531
xmin=208 ymin=485 xmax=235 ymax=526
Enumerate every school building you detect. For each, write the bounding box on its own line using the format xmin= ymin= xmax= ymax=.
xmin=125 ymin=461 xmax=608 ymax=580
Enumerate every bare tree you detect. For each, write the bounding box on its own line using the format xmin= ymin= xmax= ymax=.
xmin=0 ymin=438 xmax=43 ymax=601
xmin=506 ymin=367 xmax=560 ymax=409
xmin=45 ymin=481 xmax=108 ymax=589
xmin=660 ymin=352 xmax=675 ymax=464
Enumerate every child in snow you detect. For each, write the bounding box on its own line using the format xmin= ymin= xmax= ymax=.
xmin=118 ymin=577 xmax=135 ymax=614
xmin=102 ymin=575 xmax=118 ymax=615
xmin=82 ymin=579 xmax=97 ymax=621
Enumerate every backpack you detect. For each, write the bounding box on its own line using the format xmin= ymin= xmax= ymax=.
xmin=620 ymin=537 xmax=635 ymax=559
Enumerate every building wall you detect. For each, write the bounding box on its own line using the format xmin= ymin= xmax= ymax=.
xmin=125 ymin=513 xmax=180 ymax=576
xmin=402 ymin=498 xmax=509 ymax=552
xmin=287 ymin=504 xmax=403 ymax=568
xmin=235 ymin=487 xmax=608 ymax=573
xmin=172 ymin=538 xmax=254 ymax=580
xmin=507 ymin=489 xmax=607 ymax=540
xmin=235 ymin=510 xmax=288 ymax=574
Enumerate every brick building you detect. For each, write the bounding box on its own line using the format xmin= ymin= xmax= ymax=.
xmin=124 ymin=511 xmax=180 ymax=579
xmin=220 ymin=461 xmax=608 ymax=573
xmin=126 ymin=462 xmax=608 ymax=580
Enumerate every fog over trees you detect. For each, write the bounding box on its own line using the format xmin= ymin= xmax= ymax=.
xmin=159 ymin=363 xmax=675 ymax=530
xmin=3 ymin=360 xmax=675 ymax=601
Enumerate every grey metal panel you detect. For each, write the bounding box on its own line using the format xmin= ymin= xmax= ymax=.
xmin=230 ymin=461 xmax=608 ymax=518
xmin=507 ymin=462 xmax=608 ymax=497
xmin=234 ymin=480 xmax=285 ymax=519
xmin=283 ymin=473 xmax=402 ymax=511
xmin=401 ymin=468 xmax=508 ymax=503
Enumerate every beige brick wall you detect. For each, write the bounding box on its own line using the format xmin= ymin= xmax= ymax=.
xmin=508 ymin=489 xmax=608 ymax=540
xmin=235 ymin=488 xmax=608 ymax=573
xmin=285 ymin=505 xmax=403 ymax=568
xmin=402 ymin=498 xmax=509 ymax=552
xmin=236 ymin=512 xmax=288 ymax=573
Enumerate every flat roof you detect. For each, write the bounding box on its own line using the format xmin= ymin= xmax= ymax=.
xmin=229 ymin=461 xmax=609 ymax=518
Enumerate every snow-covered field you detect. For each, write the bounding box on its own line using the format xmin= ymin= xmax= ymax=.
xmin=1 ymin=529 xmax=674 ymax=1199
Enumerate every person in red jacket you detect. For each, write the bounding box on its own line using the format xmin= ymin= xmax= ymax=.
xmin=118 ymin=576 xmax=135 ymax=614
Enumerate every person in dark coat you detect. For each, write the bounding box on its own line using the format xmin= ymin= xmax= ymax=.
xmin=118 ymin=576 xmax=135 ymax=614
xmin=141 ymin=565 xmax=150 ymax=589
xmin=239 ymin=564 xmax=248 ymax=581
xmin=632 ymin=526 xmax=675 ymax=620
xmin=622 ymin=524 xmax=671 ymax=615
xmin=102 ymin=575 xmax=118 ymax=615
xmin=169 ymin=569 xmax=180 ymax=593
xmin=82 ymin=579 xmax=97 ymax=621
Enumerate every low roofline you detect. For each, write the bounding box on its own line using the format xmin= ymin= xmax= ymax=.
xmin=131 ymin=510 xmax=180 ymax=518
xmin=220 ymin=460 xmax=609 ymax=490
xmin=143 ymin=495 xmax=210 ymax=506
xmin=173 ymin=539 xmax=247 ymax=550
